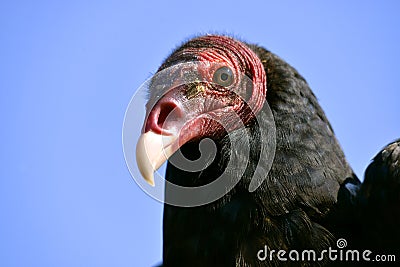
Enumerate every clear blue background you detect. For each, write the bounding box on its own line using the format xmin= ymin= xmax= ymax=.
xmin=1 ymin=1 xmax=400 ymax=266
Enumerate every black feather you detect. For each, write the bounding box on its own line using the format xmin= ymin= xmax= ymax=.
xmin=154 ymin=37 xmax=399 ymax=266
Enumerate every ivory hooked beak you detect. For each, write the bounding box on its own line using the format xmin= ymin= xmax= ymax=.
xmin=136 ymin=131 xmax=178 ymax=186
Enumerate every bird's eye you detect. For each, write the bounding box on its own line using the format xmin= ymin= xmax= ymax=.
xmin=212 ymin=66 xmax=234 ymax=87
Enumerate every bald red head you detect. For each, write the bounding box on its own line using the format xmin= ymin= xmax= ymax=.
xmin=137 ymin=35 xmax=267 ymax=185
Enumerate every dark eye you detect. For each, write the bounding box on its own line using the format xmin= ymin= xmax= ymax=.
xmin=212 ymin=66 xmax=234 ymax=87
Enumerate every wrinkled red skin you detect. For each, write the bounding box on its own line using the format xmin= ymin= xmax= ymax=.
xmin=144 ymin=35 xmax=267 ymax=146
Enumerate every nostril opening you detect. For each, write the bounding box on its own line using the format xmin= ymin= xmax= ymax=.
xmin=157 ymin=102 xmax=177 ymax=128
xmin=145 ymin=100 xmax=182 ymax=134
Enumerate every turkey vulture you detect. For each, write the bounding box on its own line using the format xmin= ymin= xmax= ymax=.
xmin=135 ymin=35 xmax=399 ymax=266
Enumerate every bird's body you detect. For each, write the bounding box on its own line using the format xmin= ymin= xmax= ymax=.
xmin=163 ymin=46 xmax=355 ymax=267
xmin=135 ymin=35 xmax=400 ymax=266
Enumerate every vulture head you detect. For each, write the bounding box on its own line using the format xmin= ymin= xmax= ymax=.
xmin=137 ymin=35 xmax=268 ymax=187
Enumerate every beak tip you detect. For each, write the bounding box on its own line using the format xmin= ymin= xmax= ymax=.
xmin=145 ymin=175 xmax=155 ymax=187
xmin=136 ymin=131 xmax=177 ymax=187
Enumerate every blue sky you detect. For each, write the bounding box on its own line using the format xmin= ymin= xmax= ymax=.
xmin=1 ymin=1 xmax=400 ymax=266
